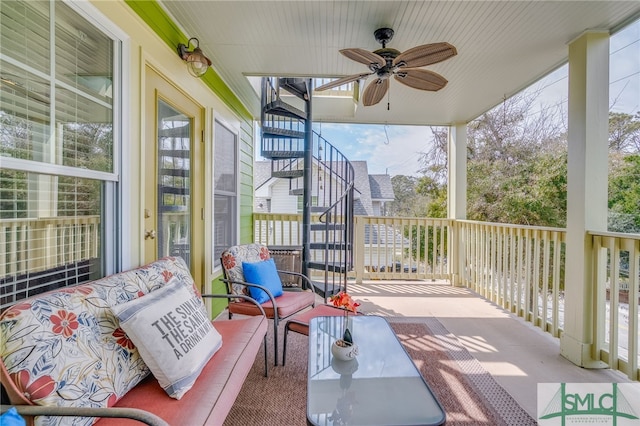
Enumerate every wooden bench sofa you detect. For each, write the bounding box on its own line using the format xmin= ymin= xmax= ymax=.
xmin=0 ymin=257 xmax=267 ymax=426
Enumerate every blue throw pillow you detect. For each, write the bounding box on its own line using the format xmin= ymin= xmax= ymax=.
xmin=0 ymin=408 xmax=26 ymax=426
xmin=242 ymin=258 xmax=284 ymax=304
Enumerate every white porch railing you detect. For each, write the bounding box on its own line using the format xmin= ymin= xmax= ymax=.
xmin=0 ymin=216 xmax=101 ymax=277
xmin=458 ymin=220 xmax=566 ymax=338
xmin=253 ymin=213 xmax=452 ymax=281
xmin=353 ymin=216 xmax=452 ymax=281
xmin=591 ymin=231 xmax=639 ymax=380
xmin=254 ymin=213 xmax=639 ymax=380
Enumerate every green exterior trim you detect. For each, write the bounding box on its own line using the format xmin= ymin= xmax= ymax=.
xmin=124 ymin=0 xmax=256 ymax=316
xmin=124 ymin=0 xmax=252 ymax=121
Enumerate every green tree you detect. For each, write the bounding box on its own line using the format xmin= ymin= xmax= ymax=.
xmin=387 ymin=175 xmax=430 ymax=217
xmin=465 ymin=93 xmax=567 ymax=226
xmin=415 ymin=126 xmax=448 ymax=218
xmin=411 ymin=100 xmax=639 ymax=234
xmin=608 ymin=154 xmax=640 ymax=233
xmin=609 ymin=112 xmax=640 ymax=153
xmin=414 ymin=92 xmax=568 ymax=227
xmin=608 ymin=111 xmax=640 ymax=233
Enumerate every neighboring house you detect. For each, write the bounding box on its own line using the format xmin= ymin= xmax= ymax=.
xmin=254 ymin=160 xmax=394 ymax=215
xmin=255 ymin=160 xmax=401 ymax=269
xmin=367 ymin=173 xmax=395 ymax=216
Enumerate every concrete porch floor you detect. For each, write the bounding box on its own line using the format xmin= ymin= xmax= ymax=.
xmin=340 ymin=279 xmax=632 ymax=419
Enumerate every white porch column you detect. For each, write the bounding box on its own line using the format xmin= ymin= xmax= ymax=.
xmin=448 ymin=123 xmax=467 ymax=286
xmin=560 ymin=30 xmax=610 ymax=368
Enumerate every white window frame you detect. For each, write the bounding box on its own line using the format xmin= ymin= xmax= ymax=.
xmin=0 ymin=0 xmax=126 ymax=307
xmin=212 ymin=117 xmax=240 ymax=270
xmin=65 ymin=0 xmax=130 ymax=273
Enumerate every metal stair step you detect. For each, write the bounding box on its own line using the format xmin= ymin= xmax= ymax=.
xmin=311 ymin=282 xmax=343 ymax=299
xmin=262 ymin=150 xmax=305 ymax=159
xmin=263 ymin=99 xmax=306 ymax=120
xmin=307 ymin=262 xmax=347 ymax=273
xmin=261 ymin=127 xmax=305 ymax=140
xmin=279 ymin=78 xmax=309 ymax=101
xmin=309 ymin=242 xmax=351 ymax=251
xmin=160 ymin=186 xmax=190 ymax=195
xmin=310 ymin=223 xmax=346 ymax=231
xmin=259 ymin=77 xmax=354 ymax=304
xmin=272 ymin=169 xmax=304 ymax=179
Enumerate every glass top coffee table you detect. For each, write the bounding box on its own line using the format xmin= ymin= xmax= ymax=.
xmin=307 ymin=315 xmax=446 ymax=426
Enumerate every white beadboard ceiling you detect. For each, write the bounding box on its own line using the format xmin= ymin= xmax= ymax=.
xmin=159 ymin=1 xmax=640 ymax=126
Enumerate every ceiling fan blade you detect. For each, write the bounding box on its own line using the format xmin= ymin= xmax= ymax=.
xmin=340 ymin=48 xmax=386 ymax=69
xmin=394 ymin=68 xmax=448 ymax=91
xmin=315 ymin=72 xmax=372 ymax=91
xmin=362 ymin=78 xmax=389 ymax=106
xmin=392 ymin=42 xmax=457 ymax=68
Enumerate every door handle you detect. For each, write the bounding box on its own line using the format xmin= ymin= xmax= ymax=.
xmin=144 ymin=229 xmax=156 ymax=240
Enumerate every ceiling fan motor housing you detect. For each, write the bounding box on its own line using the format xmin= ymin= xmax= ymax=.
xmin=373 ymin=47 xmax=401 ymax=59
xmin=374 ymin=27 xmax=395 ymax=47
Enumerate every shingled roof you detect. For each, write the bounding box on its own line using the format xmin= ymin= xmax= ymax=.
xmin=369 ymin=174 xmax=395 ymax=201
xmin=254 ymin=160 xmax=393 ymax=216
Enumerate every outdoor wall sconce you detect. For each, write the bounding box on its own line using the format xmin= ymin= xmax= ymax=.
xmin=177 ymin=37 xmax=211 ymax=78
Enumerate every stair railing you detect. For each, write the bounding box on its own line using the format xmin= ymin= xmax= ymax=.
xmin=315 ymin=182 xmax=355 ymax=298
xmin=260 ymin=76 xmax=355 ymax=299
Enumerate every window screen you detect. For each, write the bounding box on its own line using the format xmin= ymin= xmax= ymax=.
xmin=213 ymin=121 xmax=237 ymax=265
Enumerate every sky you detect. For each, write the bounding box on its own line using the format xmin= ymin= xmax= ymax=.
xmin=309 ymin=123 xmax=438 ymax=177
xmin=258 ymin=19 xmax=639 ymax=177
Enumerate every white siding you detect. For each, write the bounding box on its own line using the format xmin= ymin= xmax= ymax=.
xmin=270 ymin=180 xmax=299 ymax=213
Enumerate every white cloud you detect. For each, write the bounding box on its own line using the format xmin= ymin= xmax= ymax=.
xmin=315 ymin=123 xmax=439 ymax=176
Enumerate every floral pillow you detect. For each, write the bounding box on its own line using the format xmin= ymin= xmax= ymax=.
xmin=221 ymin=243 xmax=271 ymax=299
xmin=0 ymin=257 xmax=193 ymax=426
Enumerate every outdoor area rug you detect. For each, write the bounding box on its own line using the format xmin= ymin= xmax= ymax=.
xmin=223 ymin=316 xmax=536 ymax=425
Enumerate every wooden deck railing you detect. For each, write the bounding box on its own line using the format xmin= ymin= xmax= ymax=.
xmin=591 ymin=231 xmax=639 ymax=380
xmin=254 ymin=213 xmax=639 ymax=380
xmin=458 ymin=220 xmax=566 ymax=338
xmin=0 ymin=216 xmax=101 ymax=277
xmin=253 ymin=213 xmax=452 ymax=281
xmin=352 ymin=216 xmax=452 ymax=281
xmin=0 ymin=212 xmax=188 ymax=277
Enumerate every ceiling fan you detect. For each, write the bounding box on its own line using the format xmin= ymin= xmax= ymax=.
xmin=316 ymin=28 xmax=457 ymax=106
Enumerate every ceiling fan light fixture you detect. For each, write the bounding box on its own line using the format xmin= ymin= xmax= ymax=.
xmin=177 ymin=37 xmax=212 ymax=78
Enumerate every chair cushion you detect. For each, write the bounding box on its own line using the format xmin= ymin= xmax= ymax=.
xmin=286 ymin=304 xmax=348 ymax=336
xmin=228 ymin=290 xmax=316 ymax=318
xmin=242 ymin=258 xmax=284 ymax=304
xmin=112 ymin=281 xmax=223 ymax=400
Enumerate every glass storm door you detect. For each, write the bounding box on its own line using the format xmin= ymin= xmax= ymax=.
xmin=144 ymin=66 xmax=205 ymax=286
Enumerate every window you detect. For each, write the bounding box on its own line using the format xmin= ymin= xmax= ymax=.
xmin=213 ymin=120 xmax=237 ymax=265
xmin=0 ymin=1 xmax=120 ymax=309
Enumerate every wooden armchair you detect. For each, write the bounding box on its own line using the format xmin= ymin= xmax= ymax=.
xmin=220 ymin=243 xmax=316 ymax=365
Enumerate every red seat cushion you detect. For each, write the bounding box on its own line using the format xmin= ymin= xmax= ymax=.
xmin=286 ymin=304 xmax=350 ymax=336
xmin=95 ymin=316 xmax=267 ymax=426
xmin=228 ymin=290 xmax=315 ymax=318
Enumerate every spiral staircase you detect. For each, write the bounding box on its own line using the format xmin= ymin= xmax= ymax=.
xmin=260 ymin=77 xmax=355 ymax=299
